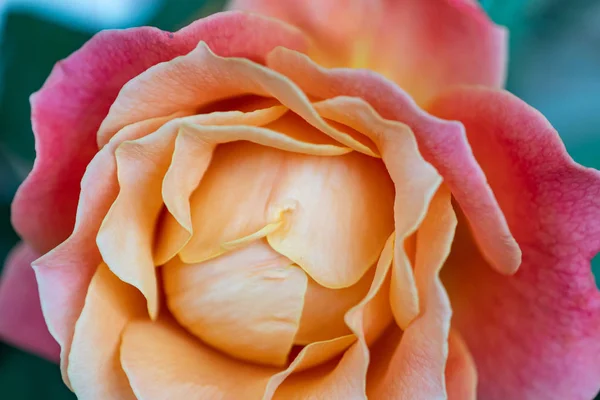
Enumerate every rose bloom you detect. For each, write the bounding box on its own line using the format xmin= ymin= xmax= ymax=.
xmin=0 ymin=1 xmax=599 ymax=399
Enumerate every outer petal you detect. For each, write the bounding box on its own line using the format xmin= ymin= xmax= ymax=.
xmin=230 ymin=0 xmax=507 ymax=105
xmin=0 ymin=243 xmax=58 ymax=361
xmin=267 ymin=48 xmax=521 ymax=277
xmin=30 ymin=12 xmax=309 ymax=386
xmin=12 ymin=10 xmax=308 ymax=254
xmin=430 ymin=87 xmax=600 ymax=400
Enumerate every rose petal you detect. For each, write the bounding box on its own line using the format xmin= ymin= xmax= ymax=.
xmin=446 ymin=330 xmax=477 ymax=400
xmin=367 ymin=185 xmax=457 ymax=399
xmin=13 ymin=11 xmax=307 ymax=255
xmin=155 ymin=108 xmax=349 ymax=266
xmin=430 ymin=86 xmax=600 ymax=399
xmin=311 ymin=96 xmax=441 ymax=327
xmin=31 ymin=12 xmax=307 ymax=386
xmin=267 ymin=47 xmax=521 ymax=278
xmin=0 ymin=243 xmax=58 ymax=361
xmin=68 ymin=264 xmax=144 ymax=399
xmin=231 ymin=0 xmax=506 ymax=104
xmin=266 ymin=234 xmax=396 ymax=399
xmin=294 ymin=269 xmax=373 ymax=344
xmin=120 ymin=319 xmax=277 ymax=400
xmin=100 ymin=40 xmax=377 ymax=157
xmin=178 ymin=140 xmax=393 ymax=288
xmin=163 ymin=240 xmax=307 ymax=367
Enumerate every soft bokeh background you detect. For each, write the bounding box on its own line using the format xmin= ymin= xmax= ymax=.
xmin=0 ymin=0 xmax=598 ymax=398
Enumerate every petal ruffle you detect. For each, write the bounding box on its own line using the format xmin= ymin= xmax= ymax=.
xmin=367 ymin=185 xmax=457 ymax=399
xmin=30 ymin=12 xmax=309 ymax=386
xmin=430 ymin=87 xmax=600 ymax=400
xmin=267 ymin=48 xmax=521 ymax=278
xmin=231 ymin=0 xmax=506 ymax=105
xmin=0 ymin=243 xmax=58 ymax=361
xmin=13 ymin=11 xmax=307 ymax=255
xmin=67 ymin=264 xmax=145 ymax=399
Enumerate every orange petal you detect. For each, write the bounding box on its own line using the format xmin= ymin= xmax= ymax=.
xmin=294 ymin=269 xmax=373 ymax=344
xmin=178 ymin=139 xmax=393 ymax=289
xmin=265 ymin=151 xmax=394 ymax=288
xmin=163 ymin=240 xmax=307 ymax=367
xmin=312 ymin=96 xmax=441 ymax=327
xmin=267 ymin=234 xmax=395 ymax=399
xmin=68 ymin=264 xmax=145 ymax=399
xmin=120 ymin=319 xmax=277 ymax=400
xmin=155 ymin=110 xmax=349 ymax=265
xmin=99 ymin=41 xmax=376 ymax=156
xmin=268 ymin=47 xmax=520 ymax=277
xmin=367 ymin=186 xmax=457 ymax=399
xmin=446 ymin=330 xmax=478 ymax=400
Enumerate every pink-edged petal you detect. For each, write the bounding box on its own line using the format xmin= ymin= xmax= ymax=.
xmin=30 ymin=12 xmax=308 ymax=384
xmin=32 ymin=114 xmax=174 ymax=386
xmin=120 ymin=319 xmax=277 ymax=400
xmin=163 ymin=240 xmax=307 ymax=367
xmin=231 ymin=0 xmax=506 ymax=104
xmin=431 ymin=86 xmax=600 ymax=400
xmin=267 ymin=48 xmax=521 ymax=277
xmin=367 ymin=186 xmax=457 ymax=399
xmin=0 ymin=243 xmax=58 ymax=361
xmin=68 ymin=264 xmax=145 ymax=399
xmin=12 ymin=11 xmax=307 ymax=255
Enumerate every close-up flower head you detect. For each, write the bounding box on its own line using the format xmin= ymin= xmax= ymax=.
xmin=0 ymin=0 xmax=598 ymax=399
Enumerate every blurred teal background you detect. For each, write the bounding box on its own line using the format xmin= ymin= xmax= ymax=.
xmin=0 ymin=0 xmax=598 ymax=399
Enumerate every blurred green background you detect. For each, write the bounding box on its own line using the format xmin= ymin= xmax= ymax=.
xmin=0 ymin=0 xmax=598 ymax=398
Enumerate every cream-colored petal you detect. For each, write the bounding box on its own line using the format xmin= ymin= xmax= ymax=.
xmin=68 ymin=264 xmax=145 ymax=400
xmin=265 ymin=150 xmax=394 ymax=288
xmin=367 ymin=186 xmax=457 ymax=399
xmin=294 ymin=269 xmax=373 ymax=344
xmin=120 ymin=320 xmax=278 ymax=400
xmin=163 ymin=240 xmax=307 ymax=367
xmin=313 ymin=96 xmax=442 ymax=327
xmin=99 ymin=41 xmax=376 ymax=155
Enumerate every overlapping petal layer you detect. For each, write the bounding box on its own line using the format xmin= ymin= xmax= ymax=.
xmin=430 ymin=87 xmax=600 ymax=399
xmin=230 ymin=0 xmax=506 ymax=104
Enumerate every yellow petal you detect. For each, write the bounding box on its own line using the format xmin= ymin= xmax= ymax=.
xmin=68 ymin=264 xmax=145 ymax=399
xmin=120 ymin=320 xmax=277 ymax=400
xmin=163 ymin=239 xmax=307 ymax=367
xmin=367 ymin=186 xmax=457 ymax=399
xmin=313 ymin=96 xmax=442 ymax=327
xmin=294 ymin=269 xmax=373 ymax=344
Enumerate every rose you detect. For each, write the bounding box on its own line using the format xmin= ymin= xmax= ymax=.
xmin=0 ymin=1 xmax=599 ymax=399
